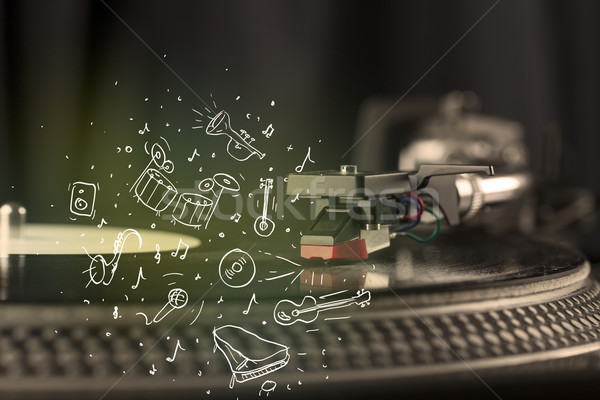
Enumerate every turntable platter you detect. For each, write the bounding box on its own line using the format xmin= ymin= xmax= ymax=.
xmin=376 ymin=231 xmax=588 ymax=303
xmin=0 ymin=226 xmax=590 ymax=305
xmin=2 ymin=223 xmax=201 ymax=255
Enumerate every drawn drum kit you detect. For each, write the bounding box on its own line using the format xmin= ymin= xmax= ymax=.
xmin=131 ymin=142 xmax=241 ymax=229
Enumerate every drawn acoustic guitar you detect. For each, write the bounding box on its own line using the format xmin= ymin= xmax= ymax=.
xmin=273 ymin=289 xmax=371 ymax=326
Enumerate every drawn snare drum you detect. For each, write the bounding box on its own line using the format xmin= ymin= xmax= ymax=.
xmin=172 ymin=193 xmax=213 ymax=228
xmin=134 ymin=168 xmax=178 ymax=213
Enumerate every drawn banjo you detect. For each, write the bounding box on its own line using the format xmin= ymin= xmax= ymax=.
xmin=254 ymin=178 xmax=276 ymax=237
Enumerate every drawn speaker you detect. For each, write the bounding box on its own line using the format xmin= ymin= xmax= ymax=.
xmin=134 ymin=168 xmax=178 ymax=213
xmin=69 ymin=182 xmax=97 ymax=218
xmin=218 ymin=249 xmax=256 ymax=288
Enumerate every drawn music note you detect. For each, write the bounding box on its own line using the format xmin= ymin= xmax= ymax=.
xmin=187 ymin=148 xmax=200 ymax=162
xmin=166 ymin=339 xmax=185 ymax=362
xmin=149 ymin=364 xmax=157 ymax=375
xmin=131 ymin=266 xmax=146 ymax=289
xmin=97 ymin=218 xmax=107 ymax=228
xmin=138 ymin=122 xmax=150 ymax=135
xmin=154 ymin=244 xmax=161 ymax=264
xmin=262 ymin=123 xmax=274 ymax=138
xmin=229 ymin=212 xmax=241 ymax=223
xmin=242 ymin=293 xmax=258 ymax=315
xmin=171 ymin=238 xmax=189 ymax=260
xmin=295 ymin=147 xmax=315 ymax=173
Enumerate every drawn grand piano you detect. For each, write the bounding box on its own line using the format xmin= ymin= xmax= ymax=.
xmin=213 ymin=325 xmax=290 ymax=388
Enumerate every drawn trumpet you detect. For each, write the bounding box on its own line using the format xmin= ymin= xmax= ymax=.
xmin=206 ymin=110 xmax=266 ymax=162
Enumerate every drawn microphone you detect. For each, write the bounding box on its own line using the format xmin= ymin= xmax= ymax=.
xmin=218 ymin=249 xmax=256 ymax=288
xmin=152 ymin=288 xmax=188 ymax=323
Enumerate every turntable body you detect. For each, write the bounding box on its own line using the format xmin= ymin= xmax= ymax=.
xmin=0 ymin=227 xmax=599 ymax=399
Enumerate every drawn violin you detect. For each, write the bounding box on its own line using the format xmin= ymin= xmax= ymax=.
xmin=273 ymin=289 xmax=371 ymax=326
xmin=206 ymin=110 xmax=266 ymax=162
xmin=86 ymin=229 xmax=142 ymax=286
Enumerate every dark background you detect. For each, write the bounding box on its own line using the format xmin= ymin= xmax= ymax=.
xmin=0 ymin=0 xmax=598 ymax=252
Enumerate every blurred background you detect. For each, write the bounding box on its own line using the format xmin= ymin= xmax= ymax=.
xmin=0 ymin=0 xmax=598 ymax=257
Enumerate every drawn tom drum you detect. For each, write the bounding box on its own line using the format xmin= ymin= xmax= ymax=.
xmin=172 ymin=193 xmax=213 ymax=227
xmin=212 ymin=173 xmax=240 ymax=193
xmin=134 ymin=168 xmax=178 ymax=213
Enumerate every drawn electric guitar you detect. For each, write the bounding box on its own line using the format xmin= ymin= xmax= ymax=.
xmin=254 ymin=178 xmax=275 ymax=237
xmin=273 ymin=289 xmax=371 ymax=326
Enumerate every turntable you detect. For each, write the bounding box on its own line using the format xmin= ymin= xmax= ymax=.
xmin=1 ymin=195 xmax=600 ymax=400
xmin=1 ymin=94 xmax=599 ymax=400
